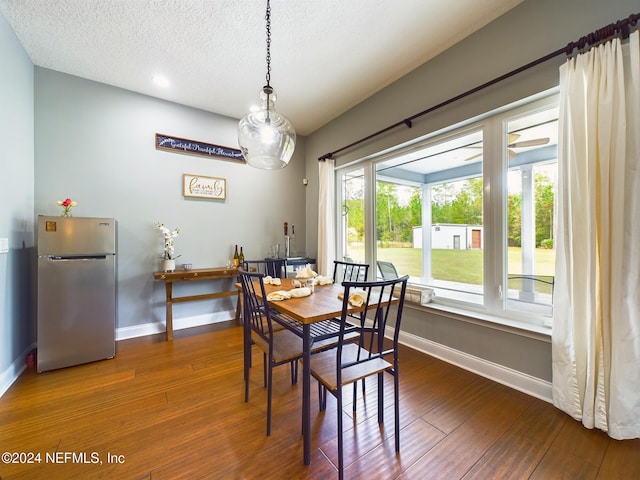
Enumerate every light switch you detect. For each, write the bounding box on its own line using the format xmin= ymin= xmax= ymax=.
xmin=0 ymin=238 xmax=8 ymax=254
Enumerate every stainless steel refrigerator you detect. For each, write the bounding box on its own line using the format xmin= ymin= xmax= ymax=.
xmin=37 ymin=215 xmax=117 ymax=372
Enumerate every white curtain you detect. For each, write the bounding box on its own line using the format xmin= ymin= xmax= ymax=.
xmin=317 ymin=158 xmax=336 ymax=276
xmin=553 ymin=31 xmax=640 ymax=440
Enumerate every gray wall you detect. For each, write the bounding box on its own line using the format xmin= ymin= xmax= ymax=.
xmin=304 ymin=0 xmax=639 ymax=383
xmin=34 ymin=68 xmax=308 ymax=332
xmin=0 ymin=11 xmax=35 ymax=391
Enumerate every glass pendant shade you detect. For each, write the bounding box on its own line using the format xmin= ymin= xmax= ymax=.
xmin=238 ymin=86 xmax=296 ymax=169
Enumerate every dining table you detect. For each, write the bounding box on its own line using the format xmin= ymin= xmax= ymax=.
xmin=247 ymin=277 xmax=393 ymax=467
xmin=247 ymin=277 xmax=346 ymax=465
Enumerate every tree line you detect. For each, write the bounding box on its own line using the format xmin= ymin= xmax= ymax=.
xmin=345 ymin=174 xmax=555 ymax=248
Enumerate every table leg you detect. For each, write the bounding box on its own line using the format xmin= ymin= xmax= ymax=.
xmin=165 ymin=282 xmax=173 ymax=341
xmin=302 ymin=323 xmax=311 ymax=465
xmin=243 ymin=301 xmax=250 ymax=402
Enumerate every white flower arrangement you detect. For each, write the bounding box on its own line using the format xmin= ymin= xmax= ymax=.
xmin=156 ymin=222 xmax=181 ymax=260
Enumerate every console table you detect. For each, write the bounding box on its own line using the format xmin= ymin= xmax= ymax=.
xmin=153 ymin=266 xmax=240 ymax=341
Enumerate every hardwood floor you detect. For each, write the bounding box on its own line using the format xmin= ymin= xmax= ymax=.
xmin=1 ymin=320 xmax=638 ymax=480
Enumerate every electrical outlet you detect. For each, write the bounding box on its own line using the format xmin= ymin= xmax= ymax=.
xmin=0 ymin=238 xmax=8 ymax=254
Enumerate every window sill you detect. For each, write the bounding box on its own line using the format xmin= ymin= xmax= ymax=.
xmin=404 ymin=286 xmax=551 ymax=342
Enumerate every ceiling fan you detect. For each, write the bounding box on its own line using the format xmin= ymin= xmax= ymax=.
xmin=464 ymin=133 xmax=549 ymax=161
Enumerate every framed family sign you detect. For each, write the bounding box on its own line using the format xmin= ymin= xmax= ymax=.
xmin=182 ymin=174 xmax=226 ymax=200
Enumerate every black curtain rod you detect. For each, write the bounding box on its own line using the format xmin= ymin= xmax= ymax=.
xmin=318 ymin=12 xmax=639 ymax=162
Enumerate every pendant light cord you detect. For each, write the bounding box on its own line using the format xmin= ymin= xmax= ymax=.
xmin=265 ymin=0 xmax=272 ymax=88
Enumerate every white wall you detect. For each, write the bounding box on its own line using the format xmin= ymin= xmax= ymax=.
xmin=0 ymin=11 xmax=35 ymax=395
xmin=34 ymin=68 xmax=309 ymax=334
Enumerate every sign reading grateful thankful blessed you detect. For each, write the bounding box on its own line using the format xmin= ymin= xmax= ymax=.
xmin=155 ymin=133 xmax=245 ymax=163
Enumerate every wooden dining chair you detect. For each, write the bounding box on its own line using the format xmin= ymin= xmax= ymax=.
xmin=332 ymin=259 xmax=371 ymax=398
xmin=332 ymin=259 xmax=369 ymax=283
xmin=309 ymin=275 xmax=409 ymax=480
xmin=239 ymin=270 xmax=303 ymax=436
xmin=237 ymin=259 xmax=285 ymax=326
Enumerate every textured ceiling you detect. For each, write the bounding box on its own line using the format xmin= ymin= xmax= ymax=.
xmin=0 ymin=0 xmax=523 ymax=136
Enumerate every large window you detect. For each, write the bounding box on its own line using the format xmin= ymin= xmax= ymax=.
xmin=337 ymin=94 xmax=557 ymax=328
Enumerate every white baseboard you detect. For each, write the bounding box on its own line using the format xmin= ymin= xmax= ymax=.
xmin=0 ymin=343 xmax=35 ymax=398
xmin=116 ymin=309 xmax=237 ymax=341
xmin=398 ymin=329 xmax=552 ymax=403
xmin=115 ymin=322 xmax=166 ymax=341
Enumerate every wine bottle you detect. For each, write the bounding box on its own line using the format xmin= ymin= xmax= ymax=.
xmin=233 ymin=244 xmax=239 ymax=267
xmin=239 ymin=246 xmax=245 ymax=267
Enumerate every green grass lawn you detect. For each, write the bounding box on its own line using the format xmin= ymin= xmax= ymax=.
xmin=347 ymin=246 xmax=555 ymax=292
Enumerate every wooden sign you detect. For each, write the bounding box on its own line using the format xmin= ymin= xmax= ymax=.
xmin=182 ymin=174 xmax=226 ymax=200
xmin=156 ymin=133 xmax=244 ymax=163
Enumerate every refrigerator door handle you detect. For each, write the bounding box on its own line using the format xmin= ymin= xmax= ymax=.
xmin=48 ymin=255 xmax=110 ymax=261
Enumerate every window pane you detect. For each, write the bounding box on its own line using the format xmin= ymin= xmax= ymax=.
xmin=430 ymin=175 xmax=484 ymax=304
xmin=375 ymin=130 xmax=484 ymax=304
xmin=340 ymin=169 xmax=366 ymax=264
xmin=374 ymin=180 xmax=421 ymax=280
xmin=505 ymin=108 xmax=557 ymax=317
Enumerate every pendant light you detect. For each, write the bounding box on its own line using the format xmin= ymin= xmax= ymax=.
xmin=238 ymin=0 xmax=296 ymax=170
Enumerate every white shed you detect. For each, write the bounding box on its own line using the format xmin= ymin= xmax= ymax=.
xmin=413 ymin=224 xmax=483 ymax=250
